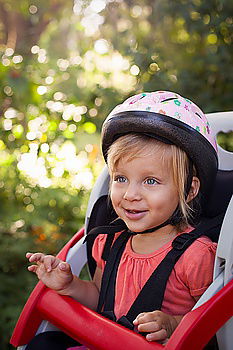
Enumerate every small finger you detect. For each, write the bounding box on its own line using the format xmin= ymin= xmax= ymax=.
xmin=27 ymin=253 xmax=45 ymax=263
xmin=138 ymin=321 xmax=161 ymax=333
xmin=133 ymin=313 xmax=146 ymax=325
xmin=146 ymin=328 xmax=168 ymax=342
xmin=28 ymin=265 xmax=38 ymax=273
xmin=134 ymin=311 xmax=161 ymax=325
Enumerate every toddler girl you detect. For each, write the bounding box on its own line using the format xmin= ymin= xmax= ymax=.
xmin=26 ymin=91 xmax=218 ymax=349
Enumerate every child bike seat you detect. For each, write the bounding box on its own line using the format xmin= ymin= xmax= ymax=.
xmin=11 ymin=111 xmax=233 ymax=350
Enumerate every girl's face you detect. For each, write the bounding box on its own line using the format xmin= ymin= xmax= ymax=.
xmin=110 ymin=151 xmax=179 ymax=234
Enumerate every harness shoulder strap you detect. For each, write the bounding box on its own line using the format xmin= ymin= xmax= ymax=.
xmin=86 ymin=220 xmax=127 ymax=261
xmin=97 ymin=230 xmax=131 ymax=313
xmin=101 ymin=234 xmax=115 ymax=261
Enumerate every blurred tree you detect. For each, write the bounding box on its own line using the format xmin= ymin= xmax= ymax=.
xmin=0 ymin=0 xmax=232 ymax=349
xmin=98 ymin=0 xmax=233 ymax=112
xmin=0 ymin=0 xmax=70 ymax=56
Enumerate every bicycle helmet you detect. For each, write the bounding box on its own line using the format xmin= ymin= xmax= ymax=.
xmin=101 ymin=91 xmax=218 ymax=206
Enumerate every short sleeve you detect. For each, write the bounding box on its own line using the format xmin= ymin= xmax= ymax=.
xmin=92 ymin=234 xmax=107 ymax=269
xmin=179 ymin=237 xmax=217 ymax=297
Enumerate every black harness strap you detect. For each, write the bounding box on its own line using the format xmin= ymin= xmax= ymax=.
xmin=96 ymin=230 xmax=132 ymax=314
xmin=101 ymin=234 xmax=116 ymax=261
xmin=85 ymin=220 xmax=127 ymax=261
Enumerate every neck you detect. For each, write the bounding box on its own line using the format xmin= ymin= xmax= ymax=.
xmin=131 ymin=225 xmax=178 ymax=255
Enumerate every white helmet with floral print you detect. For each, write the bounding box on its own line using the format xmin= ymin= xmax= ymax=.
xmin=101 ymin=91 xmax=218 ymax=204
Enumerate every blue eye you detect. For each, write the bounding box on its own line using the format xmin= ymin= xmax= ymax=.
xmin=145 ymin=178 xmax=157 ymax=185
xmin=114 ymin=176 xmax=127 ymax=183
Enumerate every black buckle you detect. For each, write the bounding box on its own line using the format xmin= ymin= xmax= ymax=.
xmin=117 ymin=315 xmax=134 ymax=330
xmin=101 ymin=312 xmax=134 ymax=331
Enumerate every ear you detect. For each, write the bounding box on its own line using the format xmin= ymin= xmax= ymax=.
xmin=187 ymin=176 xmax=200 ymax=203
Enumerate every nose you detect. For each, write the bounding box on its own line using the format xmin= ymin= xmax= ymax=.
xmin=123 ymin=183 xmax=141 ymax=201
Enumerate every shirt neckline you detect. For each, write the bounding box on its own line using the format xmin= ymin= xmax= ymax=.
xmin=125 ymin=226 xmax=193 ymax=259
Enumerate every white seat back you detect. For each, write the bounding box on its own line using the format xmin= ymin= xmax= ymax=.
xmin=194 ymin=111 xmax=233 ymax=350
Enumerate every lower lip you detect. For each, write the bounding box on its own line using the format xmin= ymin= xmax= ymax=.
xmin=123 ymin=209 xmax=147 ymax=220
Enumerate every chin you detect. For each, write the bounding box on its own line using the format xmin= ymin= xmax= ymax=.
xmin=126 ymin=225 xmax=148 ymax=233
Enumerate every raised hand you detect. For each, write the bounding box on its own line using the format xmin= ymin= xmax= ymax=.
xmin=26 ymin=252 xmax=74 ymax=294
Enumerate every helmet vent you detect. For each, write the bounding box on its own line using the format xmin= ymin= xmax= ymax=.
xmin=195 ymin=112 xmax=202 ymax=119
xmin=161 ymin=97 xmax=176 ymax=102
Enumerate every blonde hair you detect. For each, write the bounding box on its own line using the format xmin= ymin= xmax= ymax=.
xmin=107 ymin=133 xmax=198 ymax=229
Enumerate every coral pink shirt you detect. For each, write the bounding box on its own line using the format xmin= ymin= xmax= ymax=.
xmin=92 ymin=229 xmax=217 ymax=319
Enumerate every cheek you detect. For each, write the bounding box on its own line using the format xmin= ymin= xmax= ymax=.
xmin=110 ymin=185 xmax=117 ymax=205
xmin=167 ymin=188 xmax=180 ymax=209
xmin=151 ymin=187 xmax=179 ymax=211
xmin=110 ymin=185 xmax=122 ymax=211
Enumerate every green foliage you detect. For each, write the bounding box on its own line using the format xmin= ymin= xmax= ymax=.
xmin=217 ymin=131 xmax=233 ymax=151
xmin=0 ymin=0 xmax=232 ymax=349
xmin=0 ymin=172 xmax=88 ymax=349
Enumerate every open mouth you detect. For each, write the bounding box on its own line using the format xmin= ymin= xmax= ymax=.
xmin=126 ymin=209 xmax=145 ymax=214
xmin=124 ymin=208 xmax=148 ymax=217
xmin=122 ymin=207 xmax=149 ymax=223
